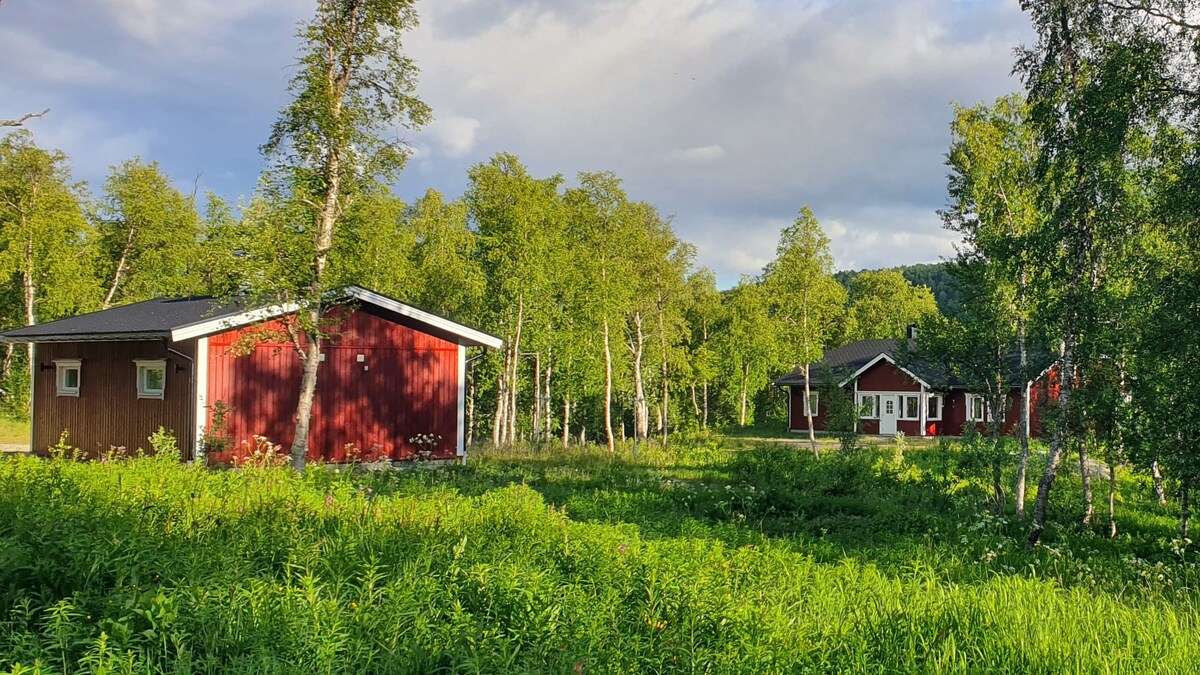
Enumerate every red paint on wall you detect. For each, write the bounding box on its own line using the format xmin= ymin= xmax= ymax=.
xmin=856 ymin=360 xmax=922 ymax=393
xmin=787 ymin=386 xmax=827 ymax=433
xmin=206 ymin=308 xmax=460 ymax=462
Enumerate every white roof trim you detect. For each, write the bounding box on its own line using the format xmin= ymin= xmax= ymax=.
xmin=170 ymin=303 xmax=298 ymax=342
xmin=837 ymin=352 xmax=931 ymax=389
xmin=167 ymin=288 xmax=503 ymax=349
xmin=344 ymin=286 xmax=503 ymax=349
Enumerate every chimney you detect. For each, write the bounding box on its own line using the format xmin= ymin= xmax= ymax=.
xmin=906 ymin=324 xmax=917 ymax=340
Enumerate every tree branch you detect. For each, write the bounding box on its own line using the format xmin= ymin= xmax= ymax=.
xmin=1099 ymin=0 xmax=1200 ymax=31
xmin=1 ymin=108 xmax=50 ymax=128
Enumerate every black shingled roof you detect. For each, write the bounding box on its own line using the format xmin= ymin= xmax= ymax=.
xmin=0 ymin=297 xmax=244 ymax=342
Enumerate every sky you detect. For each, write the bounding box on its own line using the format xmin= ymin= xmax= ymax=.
xmin=0 ymin=0 xmax=1034 ymax=287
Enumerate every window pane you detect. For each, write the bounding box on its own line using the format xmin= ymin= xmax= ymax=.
xmin=927 ymin=395 xmax=940 ymax=419
xmin=905 ymin=395 xmax=919 ymax=419
xmin=885 ymin=399 xmax=894 ymax=415
xmin=64 ymin=369 xmax=79 ymax=389
xmin=970 ymin=396 xmax=984 ymax=420
xmin=144 ymin=367 xmax=164 ymax=392
xmin=859 ymin=395 xmax=875 ymax=418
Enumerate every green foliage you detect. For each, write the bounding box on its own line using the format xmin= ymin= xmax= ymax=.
xmin=95 ymin=159 xmax=203 ymax=306
xmin=762 ymin=206 xmax=845 ymax=367
xmin=844 ymin=269 xmax=939 ymax=341
xmin=1 ymin=441 xmax=1199 ymax=672
xmin=819 ymin=373 xmax=860 ymax=452
xmin=836 ymin=263 xmax=962 ymax=315
xmin=146 ymin=427 xmax=180 ymax=463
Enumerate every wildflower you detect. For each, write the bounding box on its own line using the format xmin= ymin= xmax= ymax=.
xmin=325 ymin=494 xmax=336 ymax=509
xmin=617 ymin=543 xmax=627 ymax=554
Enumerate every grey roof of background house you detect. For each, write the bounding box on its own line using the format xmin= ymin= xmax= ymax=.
xmin=774 ymin=338 xmax=1053 ymax=390
xmin=0 ymin=297 xmax=242 ymax=342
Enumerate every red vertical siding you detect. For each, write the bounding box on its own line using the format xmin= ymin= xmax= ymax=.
xmin=787 ymin=386 xmax=828 ymax=432
xmin=856 ymin=360 xmax=923 ymax=392
xmin=206 ymin=308 xmax=460 ymax=463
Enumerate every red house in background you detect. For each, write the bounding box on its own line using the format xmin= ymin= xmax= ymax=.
xmin=773 ymin=334 xmax=1055 ymax=438
xmin=0 ymin=286 xmax=502 ymax=463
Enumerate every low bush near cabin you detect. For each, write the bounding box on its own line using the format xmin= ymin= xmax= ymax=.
xmin=0 ymin=442 xmax=1198 ymax=673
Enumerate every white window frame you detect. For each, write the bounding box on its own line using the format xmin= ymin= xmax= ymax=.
xmin=926 ymin=393 xmax=943 ymax=421
xmin=966 ymin=393 xmax=986 ymax=422
xmin=899 ymin=394 xmax=922 ymax=420
xmin=54 ymin=359 xmax=81 ymax=397
xmin=803 ymin=390 xmax=820 ymax=416
xmin=858 ymin=393 xmax=879 ymax=419
xmin=135 ymin=359 xmax=167 ymax=399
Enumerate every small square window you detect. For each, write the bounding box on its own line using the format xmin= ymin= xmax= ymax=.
xmin=135 ymin=360 xmax=166 ymax=399
xmin=55 ymin=360 xmax=80 ymax=397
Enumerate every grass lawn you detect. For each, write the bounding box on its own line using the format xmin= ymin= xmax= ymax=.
xmin=0 ymin=434 xmax=1196 ymax=672
xmin=0 ymin=417 xmax=28 ymax=445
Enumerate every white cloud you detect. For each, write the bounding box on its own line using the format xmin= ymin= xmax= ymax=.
xmin=96 ymin=0 xmax=307 ymax=56
xmin=426 ymin=116 xmax=482 ymax=159
xmin=0 ymin=0 xmax=1030 ymax=287
xmin=27 ymin=111 xmax=157 ymax=185
xmin=0 ymin=29 xmax=116 ymax=87
xmin=672 ymin=145 xmax=726 ymax=162
xmin=403 ymin=0 xmax=1029 ymax=285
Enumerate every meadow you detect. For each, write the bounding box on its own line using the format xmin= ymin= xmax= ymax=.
xmin=0 ymin=434 xmax=1197 ymax=674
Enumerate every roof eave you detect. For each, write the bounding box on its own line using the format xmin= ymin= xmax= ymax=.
xmin=0 ymin=332 xmax=171 ymax=343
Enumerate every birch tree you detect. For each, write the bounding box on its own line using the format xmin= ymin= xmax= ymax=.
xmin=683 ymin=269 xmax=722 ymax=429
xmin=253 ymin=0 xmax=430 ymax=469
xmin=469 ymin=154 xmax=564 ymax=446
xmin=1019 ymin=0 xmax=1181 ymax=546
xmin=0 ymin=132 xmax=96 ymax=415
xmin=942 ymin=95 xmax=1044 ymax=516
xmin=763 ymin=207 xmax=846 ymax=457
xmin=715 ymin=278 xmax=777 ymax=428
xmin=565 ymin=172 xmax=637 ymax=453
xmin=95 ymin=159 xmax=203 ymax=306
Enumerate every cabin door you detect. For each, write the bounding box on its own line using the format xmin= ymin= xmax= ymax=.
xmin=879 ymin=395 xmax=898 ymax=435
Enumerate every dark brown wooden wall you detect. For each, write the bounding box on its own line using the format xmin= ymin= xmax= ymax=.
xmin=32 ymin=339 xmax=197 ymax=457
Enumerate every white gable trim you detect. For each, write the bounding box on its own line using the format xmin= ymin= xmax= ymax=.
xmin=168 ymin=287 xmax=503 ymax=349
xmin=837 ymin=352 xmax=931 ymax=389
xmin=170 ymin=303 xmax=298 ymax=342
xmin=345 ymin=287 xmax=503 ymax=349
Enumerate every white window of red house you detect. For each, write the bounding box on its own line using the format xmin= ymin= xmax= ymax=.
xmin=858 ymin=394 xmax=879 ymax=419
xmin=966 ymin=394 xmax=986 ymax=422
xmin=927 ymin=394 xmax=943 ymax=421
xmin=55 ymin=359 xmax=81 ymax=397
xmin=803 ymin=391 xmax=820 ymax=416
xmin=899 ymin=394 xmax=921 ymax=420
xmin=135 ymin=360 xmax=166 ymax=399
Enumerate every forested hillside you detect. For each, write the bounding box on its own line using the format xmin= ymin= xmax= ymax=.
xmin=835 ymin=262 xmax=961 ymax=315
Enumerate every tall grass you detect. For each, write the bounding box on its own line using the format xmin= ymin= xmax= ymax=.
xmin=0 ymin=442 xmax=1195 ymax=673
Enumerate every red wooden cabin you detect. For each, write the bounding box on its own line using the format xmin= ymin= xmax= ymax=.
xmin=773 ymin=334 xmax=1055 ymax=438
xmin=0 ymin=286 xmax=502 ymax=463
